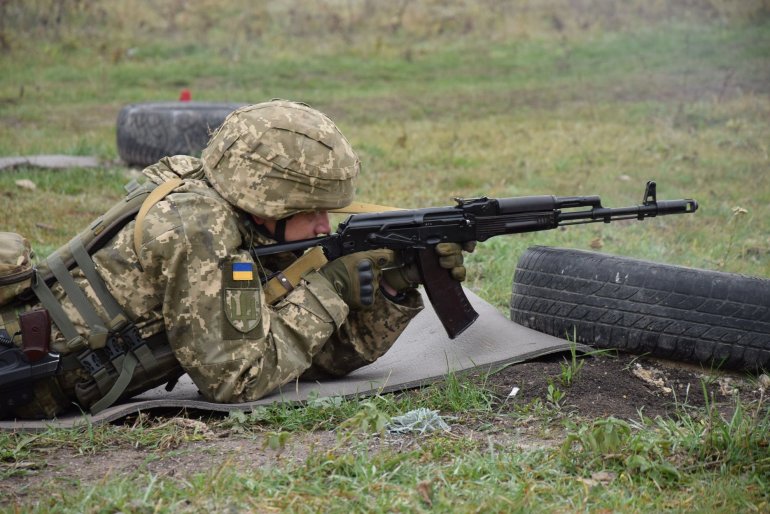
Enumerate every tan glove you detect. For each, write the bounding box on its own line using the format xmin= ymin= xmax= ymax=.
xmin=319 ymin=249 xmax=396 ymax=309
xmin=383 ymin=241 xmax=476 ymax=292
xmin=436 ymin=241 xmax=476 ymax=281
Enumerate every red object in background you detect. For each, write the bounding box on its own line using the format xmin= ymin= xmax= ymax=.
xmin=179 ymin=89 xmax=192 ymax=101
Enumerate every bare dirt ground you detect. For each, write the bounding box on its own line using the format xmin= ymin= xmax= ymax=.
xmin=1 ymin=350 xmax=763 ymax=504
xmin=491 ymin=352 xmax=763 ymax=419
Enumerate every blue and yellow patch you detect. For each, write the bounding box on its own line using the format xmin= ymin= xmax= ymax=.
xmin=232 ymin=262 xmax=254 ymax=281
xmin=222 ymin=258 xmax=263 ymax=340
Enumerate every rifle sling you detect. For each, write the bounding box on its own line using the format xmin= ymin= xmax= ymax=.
xmin=263 ymin=246 xmax=328 ymax=304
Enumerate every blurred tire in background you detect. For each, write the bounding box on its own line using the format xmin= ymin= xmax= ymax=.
xmin=116 ymin=102 xmax=245 ymax=167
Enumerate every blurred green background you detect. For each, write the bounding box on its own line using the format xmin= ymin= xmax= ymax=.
xmin=1 ymin=0 xmax=768 ymax=309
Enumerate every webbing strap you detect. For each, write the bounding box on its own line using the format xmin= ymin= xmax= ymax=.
xmin=91 ymin=364 xmax=114 ymax=396
xmin=31 ymin=271 xmax=85 ymax=350
xmin=263 ymin=246 xmax=328 ymax=304
xmin=72 ymin=233 xmax=160 ymax=374
xmin=120 ymin=325 xmax=159 ymax=373
xmin=46 ymin=254 xmax=109 ymax=349
xmin=133 ymin=178 xmax=183 ymax=256
xmin=110 ymin=353 xmax=125 ymax=372
xmin=26 ymin=180 xmax=175 ymax=414
xmin=90 ymin=352 xmax=138 ymax=414
xmin=69 ymin=237 xmax=126 ymax=325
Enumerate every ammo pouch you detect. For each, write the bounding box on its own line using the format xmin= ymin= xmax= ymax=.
xmin=0 ymin=232 xmax=34 ymax=307
xmin=71 ymin=332 xmax=182 ymax=412
xmin=16 ymin=179 xmax=184 ymax=415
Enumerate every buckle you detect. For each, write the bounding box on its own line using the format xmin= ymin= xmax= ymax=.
xmin=119 ymin=325 xmax=144 ymax=351
xmin=77 ymin=350 xmax=104 ymax=375
xmin=104 ymin=335 xmax=125 ymax=360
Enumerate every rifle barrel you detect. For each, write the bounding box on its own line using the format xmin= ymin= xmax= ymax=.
xmin=558 ymin=198 xmax=697 ymax=223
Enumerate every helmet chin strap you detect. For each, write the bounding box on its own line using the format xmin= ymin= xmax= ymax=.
xmin=273 ymin=218 xmax=288 ymax=243
xmin=253 ymin=215 xmax=290 ymax=243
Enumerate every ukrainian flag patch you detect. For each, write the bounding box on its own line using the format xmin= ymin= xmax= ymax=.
xmin=232 ymin=262 xmax=254 ymax=281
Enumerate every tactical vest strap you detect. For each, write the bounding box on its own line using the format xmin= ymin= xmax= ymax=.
xmin=28 ymin=180 xmax=186 ymax=414
xmin=71 ymin=332 xmax=178 ymax=414
xmin=31 ymin=271 xmax=86 ymax=352
xmin=33 ymin=250 xmax=163 ymax=413
xmin=69 ymin=236 xmax=127 ymax=330
xmin=83 ymin=322 xmax=163 ymax=414
xmin=263 ymin=246 xmax=328 ymax=304
xmin=118 ymin=324 xmax=158 ymax=373
xmin=46 ymin=253 xmax=110 ymax=349
xmin=133 ymin=178 xmax=183 ymax=256
xmin=77 ymin=347 xmax=115 ymax=395
xmin=90 ymin=352 xmax=138 ymax=413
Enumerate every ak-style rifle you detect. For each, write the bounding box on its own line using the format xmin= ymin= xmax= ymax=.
xmin=252 ymin=181 xmax=697 ymax=338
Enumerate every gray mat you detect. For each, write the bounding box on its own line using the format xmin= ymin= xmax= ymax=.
xmin=1 ymin=289 xmax=581 ymax=431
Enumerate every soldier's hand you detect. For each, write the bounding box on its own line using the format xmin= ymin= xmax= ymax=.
xmin=319 ymin=249 xmax=396 ymax=309
xmin=436 ymin=241 xmax=476 ymax=282
xmin=382 ymin=241 xmax=476 ymax=293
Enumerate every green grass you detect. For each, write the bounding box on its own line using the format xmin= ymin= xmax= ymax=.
xmin=2 ymin=384 xmax=768 ymax=512
xmin=0 ymin=167 xmax=133 ymax=257
xmin=1 ymin=1 xmax=769 ymax=511
xmin=36 ymin=440 xmax=760 ymax=513
xmin=6 ymin=18 xmax=768 ymax=282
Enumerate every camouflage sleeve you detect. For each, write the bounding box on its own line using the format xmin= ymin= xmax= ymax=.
xmin=137 ymin=191 xmax=349 ymax=403
xmin=301 ymin=288 xmax=424 ymax=379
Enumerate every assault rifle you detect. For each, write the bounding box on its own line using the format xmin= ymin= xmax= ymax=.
xmin=251 ymin=181 xmax=697 ymax=338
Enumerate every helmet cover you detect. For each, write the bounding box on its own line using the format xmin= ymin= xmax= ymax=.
xmin=202 ymin=100 xmax=359 ymax=219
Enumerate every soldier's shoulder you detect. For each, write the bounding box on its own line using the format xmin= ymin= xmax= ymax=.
xmin=143 ymin=155 xmax=206 ymax=183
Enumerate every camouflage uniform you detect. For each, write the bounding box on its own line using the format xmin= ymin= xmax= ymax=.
xmin=2 ymin=101 xmax=423 ymax=418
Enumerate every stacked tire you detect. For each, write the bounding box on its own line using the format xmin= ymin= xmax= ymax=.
xmin=510 ymin=246 xmax=770 ymax=371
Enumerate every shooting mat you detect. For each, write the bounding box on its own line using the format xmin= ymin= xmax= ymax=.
xmin=1 ymin=289 xmax=584 ymax=431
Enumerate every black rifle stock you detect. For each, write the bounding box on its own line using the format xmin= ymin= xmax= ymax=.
xmin=251 ymin=181 xmax=698 ymax=338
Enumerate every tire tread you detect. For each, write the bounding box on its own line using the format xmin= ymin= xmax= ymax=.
xmin=511 ymin=246 xmax=770 ymax=371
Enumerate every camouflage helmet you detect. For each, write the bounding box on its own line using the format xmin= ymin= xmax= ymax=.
xmin=202 ymin=100 xmax=359 ymax=219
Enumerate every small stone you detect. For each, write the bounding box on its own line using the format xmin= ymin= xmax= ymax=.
xmin=15 ymin=179 xmax=36 ymax=190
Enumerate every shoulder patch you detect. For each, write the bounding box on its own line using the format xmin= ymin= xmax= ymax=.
xmin=222 ymin=259 xmax=264 ymax=339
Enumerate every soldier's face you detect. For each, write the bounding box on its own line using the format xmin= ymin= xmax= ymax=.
xmin=254 ymin=211 xmax=331 ymax=241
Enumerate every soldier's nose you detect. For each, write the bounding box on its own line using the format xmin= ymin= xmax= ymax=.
xmin=315 ymin=212 xmax=331 ymax=235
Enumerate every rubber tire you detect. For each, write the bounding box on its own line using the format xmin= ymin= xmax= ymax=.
xmin=510 ymin=246 xmax=770 ymax=371
xmin=116 ymin=102 xmax=245 ymax=167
